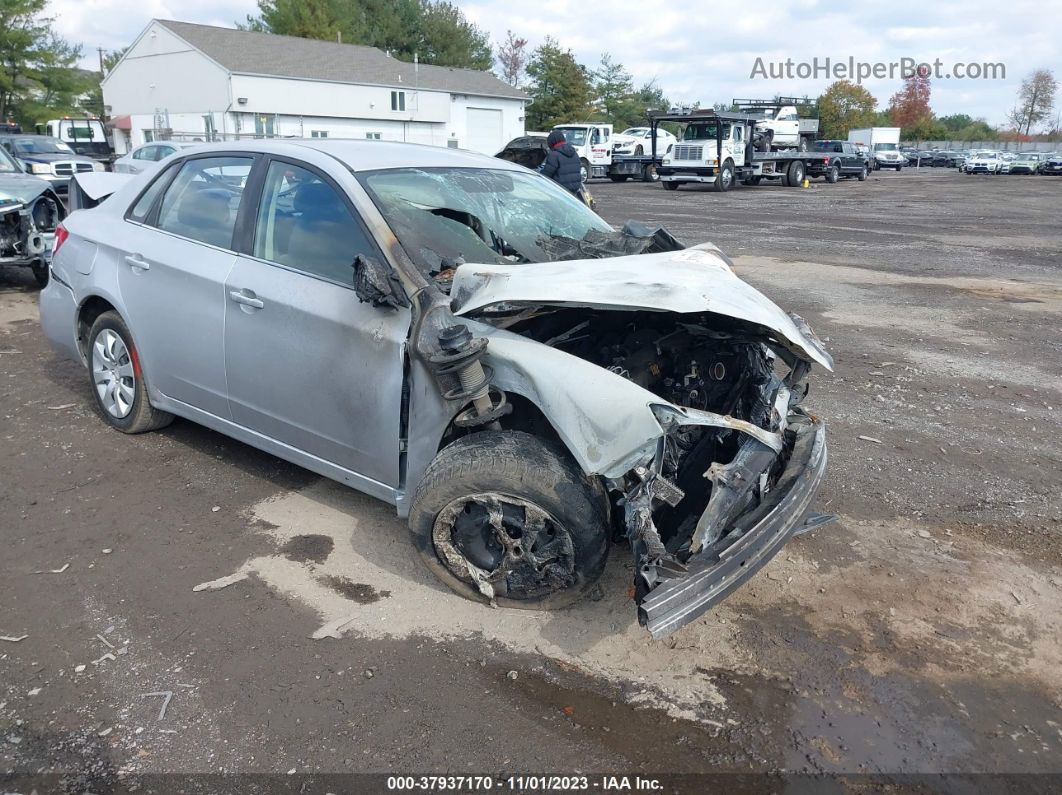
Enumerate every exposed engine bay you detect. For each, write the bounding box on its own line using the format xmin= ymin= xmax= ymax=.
xmin=0 ymin=194 xmax=60 ymax=267
xmin=501 ymin=306 xmax=817 ymax=616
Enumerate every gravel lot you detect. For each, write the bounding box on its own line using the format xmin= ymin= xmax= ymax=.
xmin=2 ymin=166 xmax=1060 ymax=788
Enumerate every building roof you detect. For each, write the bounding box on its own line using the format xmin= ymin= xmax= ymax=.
xmin=156 ymin=20 xmax=527 ymax=101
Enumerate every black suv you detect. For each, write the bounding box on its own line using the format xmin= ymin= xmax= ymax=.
xmin=809 ymin=141 xmax=870 ymax=182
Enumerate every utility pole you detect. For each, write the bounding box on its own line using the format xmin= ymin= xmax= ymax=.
xmin=97 ymin=47 xmax=107 ymax=120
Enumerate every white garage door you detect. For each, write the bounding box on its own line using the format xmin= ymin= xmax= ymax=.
xmin=465 ymin=108 xmax=503 ymax=155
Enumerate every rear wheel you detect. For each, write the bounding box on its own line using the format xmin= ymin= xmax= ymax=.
xmin=409 ymin=431 xmax=610 ymax=608
xmin=857 ymin=165 xmax=868 ymax=181
xmin=609 ymin=175 xmax=629 ymax=182
xmin=641 ymin=163 xmax=659 ymax=182
xmin=662 ymin=180 xmax=679 ymax=191
xmin=825 ymin=162 xmax=840 ymax=183
xmin=86 ymin=311 xmax=174 ymax=434
xmin=785 ymin=159 xmax=805 ymax=187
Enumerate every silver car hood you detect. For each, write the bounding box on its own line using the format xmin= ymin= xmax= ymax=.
xmin=450 ymin=245 xmax=833 ymax=370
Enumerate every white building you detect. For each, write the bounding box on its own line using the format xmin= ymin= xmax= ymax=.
xmin=102 ymin=20 xmax=529 ymax=156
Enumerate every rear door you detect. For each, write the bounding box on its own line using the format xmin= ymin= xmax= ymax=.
xmin=223 ymin=156 xmax=409 ymax=487
xmin=116 ymin=153 xmax=255 ymax=418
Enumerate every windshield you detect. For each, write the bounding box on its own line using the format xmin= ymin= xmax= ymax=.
xmin=873 ymin=143 xmax=898 ymax=151
xmin=621 ymin=128 xmax=648 ymax=137
xmin=683 ymin=123 xmax=729 ymax=141
xmin=975 ymin=152 xmax=996 ymax=158
xmin=357 ymin=167 xmax=614 ymax=272
xmin=553 ymin=127 xmax=588 ymax=146
xmin=11 ymin=137 xmax=74 ymax=154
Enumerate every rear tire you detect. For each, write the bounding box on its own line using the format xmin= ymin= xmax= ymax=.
xmin=409 ymin=431 xmax=610 ymax=609
xmin=641 ymin=163 xmax=659 ymax=182
xmin=662 ymin=181 xmax=679 ymax=191
xmin=857 ymin=166 xmax=868 ymax=181
xmin=609 ymin=175 xmax=629 ymax=182
xmin=86 ymin=311 xmax=174 ymax=434
xmin=825 ymin=162 xmax=840 ymax=183
xmin=785 ymin=159 xmax=805 ymax=187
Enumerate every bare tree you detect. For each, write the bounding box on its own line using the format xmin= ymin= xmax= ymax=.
xmin=496 ymin=30 xmax=528 ymax=87
xmin=1010 ymin=69 xmax=1058 ymax=136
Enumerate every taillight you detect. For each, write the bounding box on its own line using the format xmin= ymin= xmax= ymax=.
xmin=53 ymin=223 xmax=69 ymax=254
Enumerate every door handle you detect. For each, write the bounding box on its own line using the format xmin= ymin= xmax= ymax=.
xmin=124 ymin=253 xmax=150 ymax=271
xmin=229 ymin=289 xmax=264 ymax=309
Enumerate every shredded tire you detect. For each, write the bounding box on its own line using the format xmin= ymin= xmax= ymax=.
xmin=409 ymin=430 xmax=610 ymax=610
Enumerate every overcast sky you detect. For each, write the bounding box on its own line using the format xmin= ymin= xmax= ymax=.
xmin=51 ymin=0 xmax=1061 ymax=126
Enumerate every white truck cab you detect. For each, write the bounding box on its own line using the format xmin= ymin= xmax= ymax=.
xmin=552 ymin=123 xmax=613 ymax=181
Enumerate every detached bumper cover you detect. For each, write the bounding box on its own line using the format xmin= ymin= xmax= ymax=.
xmin=639 ymin=419 xmax=827 ymax=639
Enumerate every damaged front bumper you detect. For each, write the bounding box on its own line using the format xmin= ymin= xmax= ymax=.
xmin=638 ymin=417 xmax=827 ymax=638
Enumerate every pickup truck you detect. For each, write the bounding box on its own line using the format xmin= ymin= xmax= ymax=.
xmin=732 ymin=98 xmax=819 ymax=152
xmin=809 ymin=141 xmax=870 ymax=182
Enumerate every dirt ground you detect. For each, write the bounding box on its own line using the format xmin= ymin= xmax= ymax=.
xmin=1 ymin=166 xmax=1060 ymax=789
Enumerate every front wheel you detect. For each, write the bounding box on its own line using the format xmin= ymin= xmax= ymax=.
xmin=858 ymin=166 xmax=868 ymax=181
xmin=662 ymin=180 xmax=679 ymax=191
xmin=579 ymin=159 xmax=591 ymax=183
xmin=409 ymin=431 xmax=610 ymax=608
xmin=713 ymin=160 xmax=734 ymax=192
xmin=609 ymin=175 xmax=629 ymax=182
xmin=634 ymin=145 xmax=643 ymax=156
xmin=86 ymin=311 xmax=174 ymax=434
xmin=798 ymin=137 xmax=809 ymax=152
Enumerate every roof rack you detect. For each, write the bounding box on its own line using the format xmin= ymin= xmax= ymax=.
xmin=731 ymin=97 xmax=815 ymax=108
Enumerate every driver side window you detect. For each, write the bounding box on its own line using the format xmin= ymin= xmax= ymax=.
xmin=253 ymin=161 xmax=376 ymax=284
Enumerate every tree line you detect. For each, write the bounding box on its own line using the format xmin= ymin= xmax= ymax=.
xmin=0 ymin=0 xmax=1056 ymax=145
xmin=804 ymin=68 xmax=1057 ymax=142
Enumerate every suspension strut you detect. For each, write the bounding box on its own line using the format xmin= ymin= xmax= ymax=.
xmin=431 ymin=325 xmax=511 ymax=430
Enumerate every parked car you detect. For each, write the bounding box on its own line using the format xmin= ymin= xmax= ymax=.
xmin=0 ymin=143 xmax=64 ymax=287
xmin=1008 ymin=152 xmax=1045 ymax=174
xmin=810 ymin=140 xmax=870 ymax=181
xmin=1040 ymin=154 xmax=1062 ymax=175
xmin=907 ymin=149 xmax=934 ymax=166
xmin=611 ymin=127 xmax=677 ymax=157
xmin=39 ymin=140 xmax=832 ymax=639
xmin=494 ymin=134 xmax=549 ymax=171
xmin=932 ymin=151 xmax=964 ymax=167
xmin=0 ymin=134 xmax=104 ymax=194
xmin=965 ymin=151 xmax=1003 ymax=174
xmin=998 ymin=152 xmax=1018 ymax=174
xmin=112 ymin=141 xmax=201 ymax=174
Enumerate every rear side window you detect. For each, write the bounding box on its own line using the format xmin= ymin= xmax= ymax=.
xmin=127 ymin=163 xmax=177 ymax=222
xmin=155 ymin=156 xmax=252 ymax=249
xmin=132 ymin=146 xmax=154 ymax=161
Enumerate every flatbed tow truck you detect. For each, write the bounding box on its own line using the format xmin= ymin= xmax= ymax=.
xmin=651 ymin=108 xmax=838 ymax=192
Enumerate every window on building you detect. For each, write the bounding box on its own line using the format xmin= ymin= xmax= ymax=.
xmin=365 ymin=132 xmax=382 ymax=140
xmin=446 ymin=139 xmax=459 ymax=149
xmin=310 ymin=130 xmax=328 ymax=138
xmin=155 ymin=156 xmax=253 ymax=249
xmin=254 ymin=115 xmax=276 ymax=138
xmin=253 ymin=161 xmax=376 ymax=284
xmin=391 ymin=91 xmax=406 ymax=112
xmin=143 ymin=130 xmax=155 ymax=143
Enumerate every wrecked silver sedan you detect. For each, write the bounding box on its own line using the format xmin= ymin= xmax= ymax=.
xmin=40 ymin=141 xmax=831 ymax=638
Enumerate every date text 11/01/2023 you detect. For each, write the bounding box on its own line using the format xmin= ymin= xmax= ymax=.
xmin=386 ymin=775 xmax=663 ymax=791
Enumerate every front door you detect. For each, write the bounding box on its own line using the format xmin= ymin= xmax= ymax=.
xmin=223 ymin=158 xmax=409 ymax=487
xmin=116 ymin=154 xmax=254 ymax=418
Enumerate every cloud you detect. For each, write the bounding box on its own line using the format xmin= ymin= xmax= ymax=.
xmin=49 ymin=0 xmax=1060 ymax=126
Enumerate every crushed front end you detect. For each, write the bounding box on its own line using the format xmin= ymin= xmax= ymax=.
xmin=0 ymin=191 xmax=62 ymax=274
xmin=498 ymin=305 xmax=833 ymax=638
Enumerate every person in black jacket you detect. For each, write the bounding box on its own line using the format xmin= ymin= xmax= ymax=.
xmin=539 ymin=130 xmax=584 ymax=195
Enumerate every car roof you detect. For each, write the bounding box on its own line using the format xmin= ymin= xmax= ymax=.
xmin=157 ymin=139 xmax=526 ymax=173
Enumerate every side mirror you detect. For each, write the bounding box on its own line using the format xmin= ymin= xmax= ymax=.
xmin=352 ymin=254 xmax=409 ymax=310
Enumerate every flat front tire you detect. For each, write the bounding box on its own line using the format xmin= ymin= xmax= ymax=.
xmin=409 ymin=431 xmax=610 ymax=609
xmin=86 ymin=311 xmax=174 ymax=434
